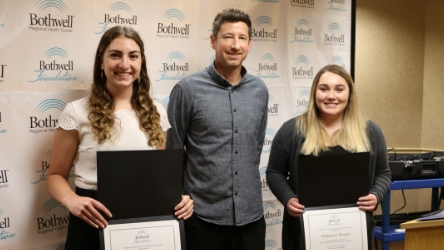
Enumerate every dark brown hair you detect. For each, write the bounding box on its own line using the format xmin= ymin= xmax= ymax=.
xmin=89 ymin=26 xmax=164 ymax=147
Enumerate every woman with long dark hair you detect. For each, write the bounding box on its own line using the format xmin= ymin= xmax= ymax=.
xmin=47 ymin=26 xmax=193 ymax=249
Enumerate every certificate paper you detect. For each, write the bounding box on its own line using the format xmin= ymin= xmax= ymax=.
xmin=303 ymin=206 xmax=368 ymax=250
xmin=100 ymin=216 xmax=184 ymax=250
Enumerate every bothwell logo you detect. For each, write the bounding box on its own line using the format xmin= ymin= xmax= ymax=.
xmin=31 ymin=149 xmax=74 ymax=184
xmin=36 ymin=99 xmax=66 ymax=113
xmin=292 ymin=55 xmax=314 ymax=80
xmin=263 ymin=201 xmax=276 ymax=211
xmin=263 ymin=201 xmax=283 ymax=228
xmin=291 ymin=19 xmax=313 ymax=43
xmin=133 ymin=230 xmax=150 ymax=244
xmin=324 ymin=23 xmax=345 ymax=46
xmin=29 ymin=0 xmax=74 ymax=33
xmin=95 ymin=2 xmax=138 ymax=35
xmin=290 ymin=0 xmax=314 ymax=8
xmin=262 ymin=128 xmax=275 ymax=153
xmin=292 ymin=89 xmax=310 ymax=116
xmin=331 ymin=55 xmax=346 ymax=68
xmin=37 ymin=199 xmax=69 ymax=234
xmin=327 ymin=215 xmax=341 ymax=226
xmin=35 ymin=0 xmax=68 ymax=12
xmin=265 ymin=239 xmax=279 ymax=249
xmin=109 ymin=2 xmax=133 ymax=12
xmin=251 ymin=16 xmax=278 ymax=42
xmin=0 ymin=169 xmax=9 ymax=189
xmin=31 ymin=149 xmax=52 ymax=184
xmin=203 ymin=28 xmax=212 ymax=40
xmin=29 ymin=99 xmax=65 ymax=134
xmin=161 ymin=96 xmax=170 ymax=110
xmin=155 ymin=51 xmax=189 ymax=82
xmin=268 ymin=94 xmax=280 ymax=117
xmin=259 ymin=166 xmax=268 ymax=189
xmin=0 ymin=64 xmax=5 ymax=83
xmin=0 ymin=209 xmax=15 ymax=241
xmin=326 ymin=0 xmax=347 ymax=12
xmin=157 ymin=9 xmax=191 ymax=39
xmin=0 ymin=112 xmax=6 ymax=134
xmin=28 ymin=47 xmax=77 ymax=83
xmin=256 ymin=53 xmax=279 ymax=79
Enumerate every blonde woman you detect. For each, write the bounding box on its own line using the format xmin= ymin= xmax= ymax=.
xmin=266 ymin=65 xmax=391 ymax=250
xmin=46 ymin=26 xmax=193 ymax=250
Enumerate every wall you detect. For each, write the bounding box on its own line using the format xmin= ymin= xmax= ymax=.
xmin=356 ymin=2 xmax=444 ymax=249
xmin=355 ymin=0 xmax=444 ymax=218
xmin=422 ymin=1 xmax=444 ymax=150
xmin=355 ymin=0 xmax=425 ymax=149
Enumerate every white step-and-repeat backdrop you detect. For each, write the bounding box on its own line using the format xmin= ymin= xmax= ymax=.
xmin=0 ymin=0 xmax=353 ymax=249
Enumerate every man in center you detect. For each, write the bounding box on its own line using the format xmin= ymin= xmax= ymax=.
xmin=167 ymin=8 xmax=268 ymax=250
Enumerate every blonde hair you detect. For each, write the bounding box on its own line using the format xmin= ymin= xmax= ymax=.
xmin=297 ymin=65 xmax=370 ymax=156
xmin=88 ymin=26 xmax=165 ymax=147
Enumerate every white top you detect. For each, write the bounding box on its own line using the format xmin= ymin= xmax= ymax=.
xmin=58 ymin=96 xmax=170 ymax=190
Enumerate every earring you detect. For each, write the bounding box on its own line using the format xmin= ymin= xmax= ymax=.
xmin=137 ymin=75 xmax=141 ymax=83
xmin=101 ymin=70 xmax=104 ymax=80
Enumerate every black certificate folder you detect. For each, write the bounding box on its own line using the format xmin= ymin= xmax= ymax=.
xmin=298 ymin=152 xmax=370 ymax=208
xmin=97 ymin=149 xmax=184 ymax=220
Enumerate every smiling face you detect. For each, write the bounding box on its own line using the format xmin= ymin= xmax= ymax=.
xmin=101 ymin=36 xmax=142 ymax=93
xmin=315 ymin=71 xmax=350 ymax=121
xmin=211 ymin=21 xmax=251 ymax=74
